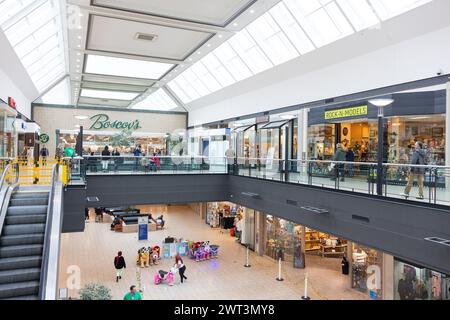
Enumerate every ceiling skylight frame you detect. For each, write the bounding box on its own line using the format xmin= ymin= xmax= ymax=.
xmin=84 ymin=54 xmax=176 ymax=81
xmin=80 ymin=88 xmax=141 ymax=101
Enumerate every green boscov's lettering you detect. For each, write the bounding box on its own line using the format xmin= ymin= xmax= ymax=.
xmin=89 ymin=114 xmax=142 ymax=131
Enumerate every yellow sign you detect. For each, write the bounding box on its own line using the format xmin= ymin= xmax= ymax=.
xmin=325 ymin=105 xmax=368 ymax=120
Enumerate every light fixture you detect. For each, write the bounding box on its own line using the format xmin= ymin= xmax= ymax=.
xmin=369 ymin=98 xmax=394 ymax=108
xmin=197 ymin=51 xmax=201 ymax=55
xmin=233 ymin=23 xmax=238 ymax=27
xmin=77 ymin=52 xmax=81 ymax=56
xmin=77 ymin=35 xmax=82 ymax=40
xmin=250 ymin=9 xmax=255 ymax=14
xmin=369 ymin=98 xmax=394 ymax=117
xmin=74 ymin=115 xmax=89 ymax=120
xmin=188 ymin=58 xmax=193 ymax=62
xmin=85 ymin=54 xmax=174 ymax=79
xmin=207 ymin=44 xmax=211 ymax=47
xmin=218 ymin=34 xmax=223 ymax=38
xmin=81 ymin=89 xmax=140 ymax=100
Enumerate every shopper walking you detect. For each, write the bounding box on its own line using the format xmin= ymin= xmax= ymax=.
xmin=133 ymin=145 xmax=142 ymax=171
xmin=331 ymin=143 xmax=346 ymax=182
xmin=112 ymin=148 xmax=121 ymax=172
xmin=114 ymin=251 xmax=126 ymax=283
xmin=175 ymin=253 xmax=187 ymax=283
xmin=402 ymin=141 xmax=426 ymax=200
xmin=346 ymin=147 xmax=355 ymax=177
xmin=123 ymin=285 xmax=142 ymax=300
xmin=101 ymin=146 xmax=111 ymax=172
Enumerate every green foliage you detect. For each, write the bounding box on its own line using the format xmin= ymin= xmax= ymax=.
xmin=109 ymin=130 xmax=135 ymax=148
xmin=79 ymin=283 xmax=112 ymax=300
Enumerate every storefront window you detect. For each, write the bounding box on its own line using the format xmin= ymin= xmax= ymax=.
xmin=265 ymin=216 xmax=302 ymax=262
xmin=351 ymin=243 xmax=383 ymax=299
xmin=394 ymin=259 xmax=450 ymax=300
xmin=387 ymin=115 xmax=445 ymax=165
xmin=308 ymin=124 xmax=335 ymax=160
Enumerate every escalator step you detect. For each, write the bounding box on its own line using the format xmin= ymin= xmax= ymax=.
xmin=2 ymin=224 xmax=46 ymax=236
xmin=5 ymin=214 xmax=47 ymax=225
xmin=9 ymin=198 xmax=49 ymax=207
xmin=11 ymin=192 xmax=49 ymax=200
xmin=0 ymin=244 xmax=43 ymax=259
xmin=7 ymin=206 xmax=48 ymax=216
xmin=0 ymin=268 xmax=41 ymax=285
xmin=0 ymin=234 xmax=44 ymax=247
xmin=0 ymin=256 xmax=42 ymax=271
xmin=0 ymin=281 xmax=39 ymax=299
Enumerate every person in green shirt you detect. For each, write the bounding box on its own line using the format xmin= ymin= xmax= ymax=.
xmin=123 ymin=285 xmax=142 ymax=300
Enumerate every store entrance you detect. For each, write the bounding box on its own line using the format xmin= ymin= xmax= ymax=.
xmin=335 ymin=120 xmax=377 ymax=162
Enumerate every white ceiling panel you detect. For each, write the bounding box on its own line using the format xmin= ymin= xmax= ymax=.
xmin=82 ymin=74 xmax=156 ymax=87
xmin=91 ymin=0 xmax=257 ymax=27
xmin=78 ymin=96 xmax=132 ymax=108
xmin=87 ymin=15 xmax=213 ymax=60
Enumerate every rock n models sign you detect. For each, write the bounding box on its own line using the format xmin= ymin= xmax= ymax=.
xmin=89 ymin=114 xmax=142 ymax=131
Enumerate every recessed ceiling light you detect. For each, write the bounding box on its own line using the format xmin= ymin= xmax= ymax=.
xmin=188 ymin=58 xmax=193 ymax=62
xmin=77 ymin=36 xmax=82 ymax=40
xmin=77 ymin=45 xmax=81 ymax=48
xmin=197 ymin=52 xmax=201 ymax=55
xmin=81 ymin=89 xmax=140 ymax=101
xmin=77 ymin=52 xmax=81 ymax=56
xmin=250 ymin=9 xmax=255 ymax=14
xmin=85 ymin=54 xmax=174 ymax=79
xmin=74 ymin=115 xmax=89 ymax=120
xmin=233 ymin=23 xmax=238 ymax=27
xmin=207 ymin=44 xmax=211 ymax=47
xmin=218 ymin=34 xmax=223 ymax=38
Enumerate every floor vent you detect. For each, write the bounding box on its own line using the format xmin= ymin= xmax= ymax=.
xmin=352 ymin=215 xmax=370 ymax=223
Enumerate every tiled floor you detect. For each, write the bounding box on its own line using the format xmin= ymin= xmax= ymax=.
xmin=58 ymin=205 xmax=368 ymax=300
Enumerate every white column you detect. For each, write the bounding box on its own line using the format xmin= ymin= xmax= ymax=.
xmin=382 ymin=254 xmax=395 ymax=300
xmin=446 ymin=82 xmax=450 ymax=167
xmin=446 ymin=82 xmax=450 ymax=188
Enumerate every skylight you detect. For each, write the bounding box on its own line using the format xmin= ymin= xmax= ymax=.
xmin=85 ymin=54 xmax=174 ymax=80
xmin=131 ymin=89 xmax=180 ymax=111
xmin=81 ymin=89 xmax=140 ymax=101
xmin=1 ymin=0 xmax=67 ymax=93
xmin=169 ymin=0 xmax=432 ymax=104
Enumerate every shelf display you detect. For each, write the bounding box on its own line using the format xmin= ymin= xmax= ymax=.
xmin=394 ymin=259 xmax=450 ymax=300
xmin=351 ymin=244 xmax=383 ymax=299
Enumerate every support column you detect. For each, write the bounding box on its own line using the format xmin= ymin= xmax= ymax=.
xmin=255 ymin=212 xmax=266 ymax=256
xmin=347 ymin=242 xmax=353 ymax=289
xmin=446 ymin=82 xmax=450 ymax=178
xmin=382 ymin=254 xmax=395 ymax=300
xmin=298 ymin=109 xmax=309 ymax=161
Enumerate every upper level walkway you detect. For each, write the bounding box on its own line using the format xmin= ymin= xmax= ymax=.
xmin=66 ymin=155 xmax=450 ymax=207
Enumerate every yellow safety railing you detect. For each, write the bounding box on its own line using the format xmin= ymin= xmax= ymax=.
xmin=0 ymin=157 xmax=72 ymax=187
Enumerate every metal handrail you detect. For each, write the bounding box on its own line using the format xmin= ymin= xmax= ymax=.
xmin=0 ymin=163 xmax=20 ymax=242
xmin=39 ymin=163 xmax=60 ymax=300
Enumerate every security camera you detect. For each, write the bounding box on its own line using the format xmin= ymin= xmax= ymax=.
xmin=436 ymin=69 xmax=443 ymax=76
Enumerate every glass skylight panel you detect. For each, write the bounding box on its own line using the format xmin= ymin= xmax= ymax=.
xmin=81 ymin=89 xmax=140 ymax=101
xmin=85 ymin=55 xmax=174 ymax=80
xmin=269 ymin=3 xmax=316 ymax=54
xmin=212 ymin=43 xmax=252 ymax=82
xmin=190 ymin=63 xmax=222 ymax=93
xmin=1 ymin=0 xmax=66 ymax=93
xmin=336 ymin=0 xmax=380 ymax=31
xmin=38 ymin=77 xmax=71 ymax=105
xmin=246 ymin=12 xmax=299 ymax=66
xmin=368 ymin=0 xmax=432 ymax=20
xmin=181 ymin=68 xmax=211 ymax=97
xmin=172 ymin=74 xmax=202 ymax=102
xmin=200 ymin=54 xmax=236 ymax=88
xmin=132 ymin=89 xmax=179 ymax=111
xmin=167 ymin=81 xmax=191 ymax=104
xmin=228 ymin=29 xmax=273 ymax=74
xmin=0 ymin=0 xmax=37 ymax=26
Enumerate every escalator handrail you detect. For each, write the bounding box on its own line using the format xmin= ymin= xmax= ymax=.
xmin=39 ymin=163 xmax=62 ymax=300
xmin=0 ymin=163 xmax=19 ymax=237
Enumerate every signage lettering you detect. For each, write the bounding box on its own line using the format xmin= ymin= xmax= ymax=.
xmin=89 ymin=114 xmax=142 ymax=131
xmin=325 ymin=105 xmax=368 ymax=120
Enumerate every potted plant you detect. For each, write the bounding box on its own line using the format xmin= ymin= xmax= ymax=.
xmin=79 ymin=283 xmax=112 ymax=300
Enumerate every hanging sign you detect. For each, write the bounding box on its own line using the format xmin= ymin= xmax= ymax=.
xmin=89 ymin=114 xmax=142 ymax=131
xmin=39 ymin=134 xmax=50 ymax=144
xmin=138 ymin=216 xmax=149 ymax=241
xmin=325 ymin=105 xmax=368 ymax=120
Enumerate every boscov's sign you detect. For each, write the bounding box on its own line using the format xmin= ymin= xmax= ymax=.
xmin=325 ymin=105 xmax=368 ymax=120
xmin=89 ymin=114 xmax=142 ymax=131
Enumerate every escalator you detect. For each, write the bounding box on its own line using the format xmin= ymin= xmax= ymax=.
xmin=0 ymin=189 xmax=49 ymax=299
xmin=0 ymin=164 xmax=63 ymax=300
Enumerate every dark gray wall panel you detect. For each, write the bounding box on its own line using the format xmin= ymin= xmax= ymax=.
xmin=228 ymin=176 xmax=450 ymax=275
xmin=63 ymin=186 xmax=87 ymax=233
xmin=85 ymin=174 xmax=229 ymax=207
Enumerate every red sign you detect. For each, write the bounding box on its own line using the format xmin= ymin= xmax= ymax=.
xmin=8 ymin=97 xmax=17 ymax=109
